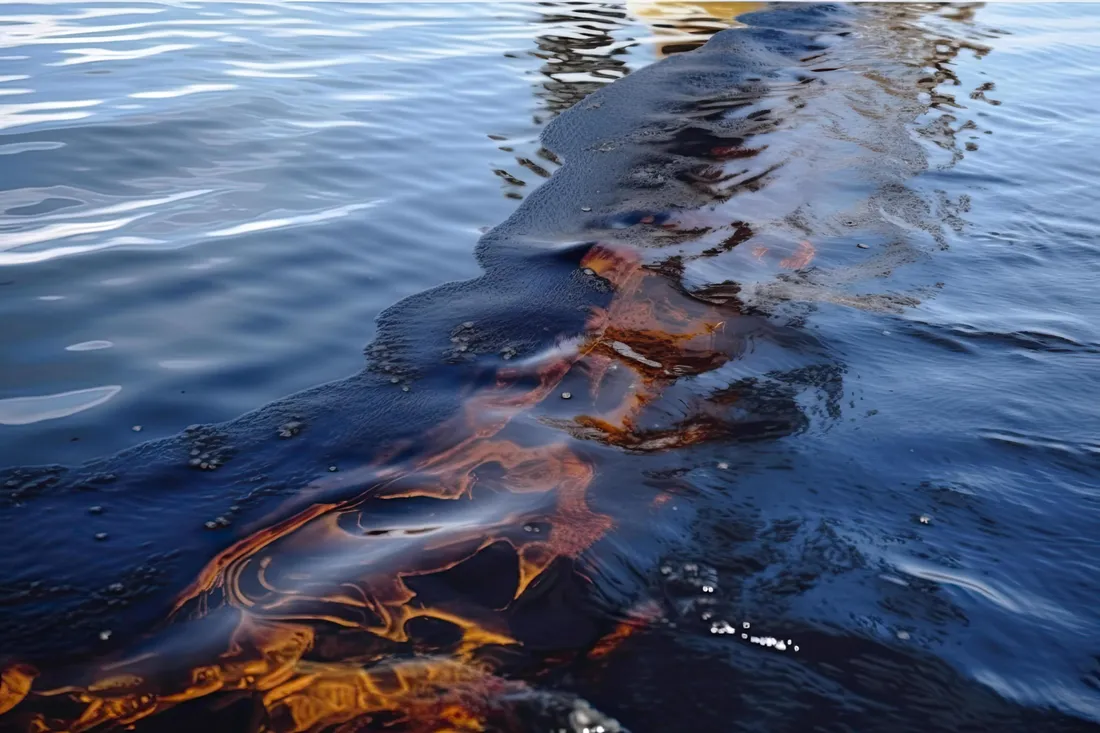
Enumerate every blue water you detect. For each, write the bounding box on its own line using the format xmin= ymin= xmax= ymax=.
xmin=2 ymin=2 xmax=1100 ymax=731
xmin=0 ymin=0 xmax=654 ymax=462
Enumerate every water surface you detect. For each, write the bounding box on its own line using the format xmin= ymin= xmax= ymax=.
xmin=2 ymin=2 xmax=1100 ymax=732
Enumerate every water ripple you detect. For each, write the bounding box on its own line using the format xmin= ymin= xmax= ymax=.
xmin=130 ymin=82 xmax=236 ymax=98
xmin=0 ymin=385 xmax=121 ymax=425
xmin=203 ymin=200 xmax=381 ymax=238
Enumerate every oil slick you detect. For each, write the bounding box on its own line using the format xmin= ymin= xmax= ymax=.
xmin=0 ymin=4 xmax=1049 ymax=732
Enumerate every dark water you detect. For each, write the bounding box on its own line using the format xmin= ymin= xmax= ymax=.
xmin=2 ymin=2 xmax=1100 ymax=732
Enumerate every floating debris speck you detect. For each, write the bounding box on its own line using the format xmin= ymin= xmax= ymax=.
xmin=277 ymin=420 xmax=303 ymax=439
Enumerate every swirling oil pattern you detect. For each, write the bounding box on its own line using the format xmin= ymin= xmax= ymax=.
xmin=2 ymin=1 xmax=1100 ymax=732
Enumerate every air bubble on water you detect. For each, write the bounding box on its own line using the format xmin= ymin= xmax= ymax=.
xmin=710 ymin=621 xmax=736 ymax=635
xmin=709 ymin=621 xmax=800 ymax=653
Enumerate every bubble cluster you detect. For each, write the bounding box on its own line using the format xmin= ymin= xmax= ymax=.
xmin=1 ymin=466 xmax=66 ymax=503
xmin=444 ymin=320 xmax=480 ymax=361
xmin=568 ymin=698 xmax=624 ymax=733
xmin=276 ymin=419 xmax=304 ymax=440
xmin=708 ymin=620 xmax=800 ymax=652
xmin=183 ymin=424 xmax=236 ymax=471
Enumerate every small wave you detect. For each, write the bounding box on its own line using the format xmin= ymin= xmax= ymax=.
xmin=904 ymin=321 xmax=1100 ymax=356
xmin=65 ymin=340 xmax=113 ymax=351
xmin=0 ymin=385 xmax=121 ymax=426
xmin=0 ymin=190 xmax=210 ymax=265
xmin=129 ymin=83 xmax=237 ymax=99
xmin=202 ymin=200 xmax=381 ymax=239
xmin=0 ymin=98 xmax=101 ymax=131
xmin=51 ymin=43 xmax=195 ymax=67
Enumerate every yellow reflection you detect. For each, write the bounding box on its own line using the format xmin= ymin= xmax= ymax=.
xmin=627 ymin=1 xmax=764 ymax=58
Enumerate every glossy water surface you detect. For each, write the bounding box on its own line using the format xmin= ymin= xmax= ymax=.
xmin=2 ymin=2 xmax=1100 ymax=732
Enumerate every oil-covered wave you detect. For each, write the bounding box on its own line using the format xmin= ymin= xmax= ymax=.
xmin=1 ymin=4 xmax=1096 ymax=732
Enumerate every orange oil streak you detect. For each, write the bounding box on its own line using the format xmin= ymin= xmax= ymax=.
xmin=12 ymin=241 xmax=744 ymax=732
xmin=780 ymin=240 xmax=815 ymax=270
